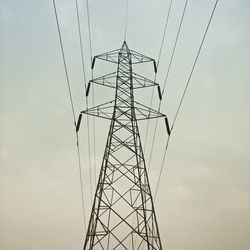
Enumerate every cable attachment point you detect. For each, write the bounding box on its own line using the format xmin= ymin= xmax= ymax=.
xmin=153 ymin=60 xmax=157 ymax=73
xmin=164 ymin=117 xmax=171 ymax=136
xmin=157 ymin=85 xmax=162 ymax=100
xmin=91 ymin=56 xmax=96 ymax=69
xmin=76 ymin=113 xmax=82 ymax=132
xmin=86 ymin=81 xmax=91 ymax=97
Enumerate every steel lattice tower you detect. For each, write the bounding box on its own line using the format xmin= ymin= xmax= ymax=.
xmin=77 ymin=41 xmax=168 ymax=250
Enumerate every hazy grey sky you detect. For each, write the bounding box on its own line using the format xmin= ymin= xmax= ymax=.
xmin=1 ymin=0 xmax=250 ymax=249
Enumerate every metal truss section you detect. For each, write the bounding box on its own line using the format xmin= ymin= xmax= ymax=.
xmin=82 ymin=42 xmax=163 ymax=250
xmin=81 ymin=100 xmax=165 ymax=121
xmin=89 ymin=71 xmax=159 ymax=90
xmin=92 ymin=46 xmax=157 ymax=72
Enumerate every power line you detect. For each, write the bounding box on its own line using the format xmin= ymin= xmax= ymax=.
xmin=75 ymin=0 xmax=93 ymax=220
xmin=75 ymin=0 xmax=87 ymax=92
xmin=136 ymin=1 xmax=174 ymax=241
xmin=156 ymin=0 xmax=174 ymax=68
xmin=143 ymin=0 xmax=174 ymax=153
xmin=147 ymin=0 xmax=189 ymax=171
xmin=171 ymin=0 xmax=219 ymax=130
xmin=86 ymin=0 xmax=93 ymax=61
xmin=85 ymin=0 xmax=97 ymax=188
xmin=52 ymin=0 xmax=76 ymax=123
xmin=154 ymin=136 xmax=170 ymax=201
xmin=76 ymin=133 xmax=87 ymax=233
xmin=91 ymin=86 xmax=97 ymax=188
xmin=161 ymin=0 xmax=189 ymax=96
xmin=86 ymin=114 xmax=93 ymax=200
xmin=52 ymin=0 xmax=87 ymax=234
xmin=154 ymin=0 xmax=219 ymax=201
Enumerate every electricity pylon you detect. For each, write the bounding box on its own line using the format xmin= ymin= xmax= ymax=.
xmin=77 ymin=41 xmax=170 ymax=250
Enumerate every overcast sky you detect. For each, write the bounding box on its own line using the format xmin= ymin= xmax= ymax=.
xmin=1 ymin=0 xmax=250 ymax=249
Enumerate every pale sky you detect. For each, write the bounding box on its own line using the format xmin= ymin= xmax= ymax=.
xmin=1 ymin=0 xmax=250 ymax=249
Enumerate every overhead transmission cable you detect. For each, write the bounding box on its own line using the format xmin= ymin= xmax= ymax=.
xmin=75 ymin=0 xmax=87 ymax=88
xmin=156 ymin=0 xmax=174 ymax=69
xmin=52 ymin=0 xmax=87 ymax=233
xmin=148 ymin=0 xmax=189 ymax=172
xmin=86 ymin=0 xmax=93 ymax=62
xmin=52 ymin=0 xmax=76 ymax=122
xmin=141 ymin=3 xmax=175 ymax=248
xmin=143 ymin=0 xmax=174 ymax=152
xmin=76 ymin=0 xmax=93 ymax=205
xmin=75 ymin=0 xmax=92 ymax=227
xmin=154 ymin=0 xmax=220 ymax=201
xmin=161 ymin=0 xmax=189 ymax=96
xmin=86 ymin=0 xmax=97 ymax=190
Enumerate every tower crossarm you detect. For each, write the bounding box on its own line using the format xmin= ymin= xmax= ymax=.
xmin=132 ymin=72 xmax=159 ymax=89
xmin=92 ymin=43 xmax=157 ymax=72
xmin=88 ymin=71 xmax=159 ymax=90
xmin=81 ymin=101 xmax=165 ymax=121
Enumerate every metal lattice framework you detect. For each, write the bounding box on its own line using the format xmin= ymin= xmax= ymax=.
xmin=78 ymin=42 xmax=167 ymax=250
